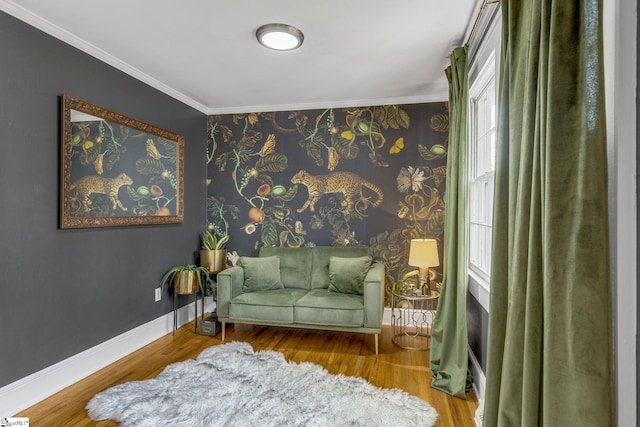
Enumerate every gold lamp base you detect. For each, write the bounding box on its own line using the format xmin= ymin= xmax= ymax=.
xmin=418 ymin=266 xmax=432 ymax=296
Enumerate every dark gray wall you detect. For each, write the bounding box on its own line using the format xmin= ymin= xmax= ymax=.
xmin=467 ymin=292 xmax=488 ymax=371
xmin=0 ymin=11 xmax=207 ymax=388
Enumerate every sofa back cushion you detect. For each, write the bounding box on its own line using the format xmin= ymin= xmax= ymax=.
xmin=260 ymin=247 xmax=313 ymax=289
xmin=310 ymin=246 xmax=370 ymax=289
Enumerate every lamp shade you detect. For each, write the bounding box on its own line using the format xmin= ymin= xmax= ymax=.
xmin=408 ymin=239 xmax=439 ymax=268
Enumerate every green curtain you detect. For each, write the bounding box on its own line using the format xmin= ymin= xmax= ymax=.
xmin=429 ymin=46 xmax=469 ymax=399
xmin=483 ymin=0 xmax=614 ymax=425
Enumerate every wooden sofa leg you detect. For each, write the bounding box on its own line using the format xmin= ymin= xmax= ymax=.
xmin=222 ymin=322 xmax=226 ymax=341
xmin=374 ymin=334 xmax=379 ymax=355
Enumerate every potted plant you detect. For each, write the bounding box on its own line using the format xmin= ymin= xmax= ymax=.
xmin=200 ymin=230 xmax=229 ymax=274
xmin=160 ymin=264 xmax=213 ymax=295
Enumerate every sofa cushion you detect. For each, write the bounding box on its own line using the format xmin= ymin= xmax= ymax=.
xmin=310 ymin=246 xmax=370 ymax=289
xmin=230 ymin=288 xmax=307 ymax=323
xmin=240 ymin=256 xmax=284 ymax=293
xmin=260 ymin=247 xmax=313 ymax=290
xmin=294 ymin=290 xmax=364 ymax=327
xmin=327 ymin=255 xmax=372 ymax=295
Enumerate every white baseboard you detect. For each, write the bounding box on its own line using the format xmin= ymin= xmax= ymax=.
xmin=382 ymin=307 xmax=392 ymax=325
xmin=0 ymin=298 xmax=215 ymax=417
xmin=474 ymin=398 xmax=484 ymax=427
xmin=468 ymin=345 xmax=486 ymax=400
xmin=468 ymin=345 xmax=486 ymax=426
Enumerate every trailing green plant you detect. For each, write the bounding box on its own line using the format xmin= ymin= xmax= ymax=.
xmin=159 ymin=264 xmax=214 ymax=293
xmin=201 ymin=230 xmax=229 ymax=250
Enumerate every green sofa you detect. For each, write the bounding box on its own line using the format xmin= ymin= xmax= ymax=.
xmin=216 ymin=246 xmax=385 ymax=354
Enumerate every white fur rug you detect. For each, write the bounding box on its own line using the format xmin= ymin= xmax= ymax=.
xmin=86 ymin=341 xmax=438 ymax=426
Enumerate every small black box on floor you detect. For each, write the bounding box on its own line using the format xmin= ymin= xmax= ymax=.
xmin=200 ymin=315 xmax=221 ymax=336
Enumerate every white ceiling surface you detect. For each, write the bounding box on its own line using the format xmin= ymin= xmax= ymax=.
xmin=1 ymin=0 xmax=477 ymax=114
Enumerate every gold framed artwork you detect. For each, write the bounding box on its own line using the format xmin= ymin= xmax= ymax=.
xmin=60 ymin=95 xmax=184 ymax=228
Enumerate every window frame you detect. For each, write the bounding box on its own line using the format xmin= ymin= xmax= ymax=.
xmin=466 ymin=12 xmax=501 ymax=313
xmin=468 ymin=52 xmax=497 ymax=285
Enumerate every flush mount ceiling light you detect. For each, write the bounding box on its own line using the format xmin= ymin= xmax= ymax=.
xmin=256 ymin=23 xmax=304 ymax=51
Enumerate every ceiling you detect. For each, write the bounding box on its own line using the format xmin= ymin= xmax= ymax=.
xmin=1 ymin=0 xmax=478 ymax=114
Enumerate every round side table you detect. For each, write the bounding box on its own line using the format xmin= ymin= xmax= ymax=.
xmin=391 ymin=290 xmax=440 ymax=350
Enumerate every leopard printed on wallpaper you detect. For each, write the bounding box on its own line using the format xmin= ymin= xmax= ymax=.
xmin=206 ymin=103 xmax=449 ymax=306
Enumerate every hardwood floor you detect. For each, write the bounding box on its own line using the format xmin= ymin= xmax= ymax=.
xmin=17 ymin=320 xmax=478 ymax=426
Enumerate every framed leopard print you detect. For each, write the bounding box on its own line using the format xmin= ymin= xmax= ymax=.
xmin=60 ymin=94 xmax=184 ymax=228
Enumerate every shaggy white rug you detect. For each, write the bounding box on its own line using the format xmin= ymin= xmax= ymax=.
xmin=86 ymin=341 xmax=438 ymax=427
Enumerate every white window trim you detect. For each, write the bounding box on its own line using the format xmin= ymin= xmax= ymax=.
xmin=603 ymin=0 xmax=637 ymax=425
xmin=467 ymin=9 xmax=501 ymax=314
xmin=469 ymin=58 xmax=496 ymax=275
xmin=469 ymin=269 xmax=491 ymax=312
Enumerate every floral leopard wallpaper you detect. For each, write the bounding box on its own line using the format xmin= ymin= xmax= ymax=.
xmin=206 ymin=103 xmax=448 ymax=305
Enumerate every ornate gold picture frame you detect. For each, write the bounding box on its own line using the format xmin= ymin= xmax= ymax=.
xmin=60 ymin=95 xmax=184 ymax=228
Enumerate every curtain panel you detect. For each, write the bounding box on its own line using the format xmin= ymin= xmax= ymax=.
xmin=429 ymin=46 xmax=470 ymax=399
xmin=483 ymin=0 xmax=614 ymax=425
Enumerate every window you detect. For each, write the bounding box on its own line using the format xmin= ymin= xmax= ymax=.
xmin=468 ymin=52 xmax=497 ymax=284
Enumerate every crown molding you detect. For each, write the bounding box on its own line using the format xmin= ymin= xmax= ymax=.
xmin=205 ymin=89 xmax=449 ymax=115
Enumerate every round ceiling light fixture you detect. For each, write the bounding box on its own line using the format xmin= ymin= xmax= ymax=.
xmin=256 ymin=23 xmax=304 ymax=51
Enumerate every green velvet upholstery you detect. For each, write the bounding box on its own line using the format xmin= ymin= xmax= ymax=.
xmin=295 ymin=289 xmax=365 ymax=310
xmin=363 ymin=262 xmax=385 ymax=329
xmin=327 ymin=255 xmax=372 ymax=295
xmin=295 ymin=290 xmax=364 ymax=326
xmin=229 ymin=289 xmax=308 ymax=323
xmin=260 ymin=247 xmax=313 ymax=289
xmin=216 ymin=265 xmax=244 ymax=318
xmin=310 ymin=246 xmax=369 ymax=289
xmin=216 ymin=246 xmax=384 ymax=354
xmin=239 ymin=256 xmax=284 ymax=293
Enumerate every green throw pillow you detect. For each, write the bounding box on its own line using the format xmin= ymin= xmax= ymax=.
xmin=328 ymin=255 xmax=373 ymax=295
xmin=240 ymin=256 xmax=284 ymax=293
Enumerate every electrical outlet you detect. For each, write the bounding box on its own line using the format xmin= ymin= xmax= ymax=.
xmin=155 ymin=287 xmax=162 ymax=302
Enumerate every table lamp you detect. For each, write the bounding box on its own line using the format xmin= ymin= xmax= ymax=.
xmin=408 ymin=239 xmax=440 ymax=296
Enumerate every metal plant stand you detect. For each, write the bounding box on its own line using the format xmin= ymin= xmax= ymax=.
xmin=173 ymin=289 xmax=200 ymax=334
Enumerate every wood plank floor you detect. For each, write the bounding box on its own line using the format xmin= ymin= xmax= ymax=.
xmin=17 ymin=320 xmax=478 ymax=426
